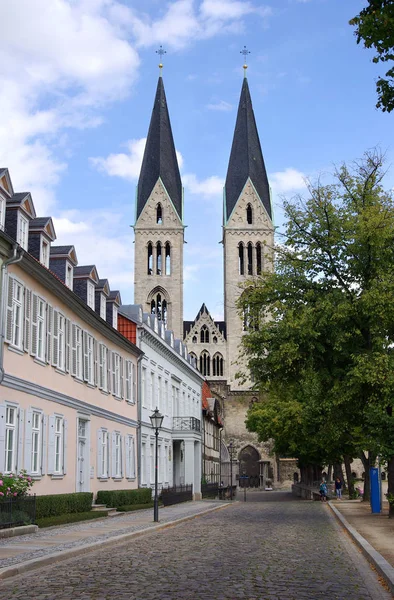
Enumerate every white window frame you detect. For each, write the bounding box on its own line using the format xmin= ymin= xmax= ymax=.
xmin=84 ymin=332 xmax=94 ymax=385
xmin=112 ymin=352 xmax=121 ymax=398
xmin=65 ymin=263 xmax=73 ymax=289
xmin=100 ymin=293 xmax=106 ymax=320
xmin=7 ymin=278 xmax=24 ymax=350
xmin=125 ymin=360 xmax=134 ymax=403
xmin=150 ymin=442 xmax=155 ymax=484
xmin=99 ymin=343 xmax=108 ymax=391
xmin=17 ymin=213 xmax=29 ymax=250
xmin=101 ymin=429 xmax=109 ymax=479
xmin=112 ymin=305 xmax=118 ymax=329
xmin=87 ymin=281 xmax=95 ymax=310
xmin=31 ymin=410 xmax=43 ymax=475
xmin=54 ymin=416 xmax=64 ymax=475
xmin=57 ymin=313 xmax=66 ymax=371
xmin=41 ymin=239 xmax=49 ymax=268
xmin=5 ymin=405 xmax=17 ymax=474
xmin=0 ymin=196 xmax=5 ymax=231
xmin=141 ymin=367 xmax=146 ymax=407
xmin=114 ymin=432 xmax=122 ymax=478
xmin=141 ymin=441 xmax=146 ymax=484
xmin=36 ymin=296 xmax=46 ymax=361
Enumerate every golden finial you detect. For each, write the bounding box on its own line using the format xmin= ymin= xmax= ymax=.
xmin=240 ymin=45 xmax=250 ymax=77
xmin=156 ymin=46 xmax=166 ymax=75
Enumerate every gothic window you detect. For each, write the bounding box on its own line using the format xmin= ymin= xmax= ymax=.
xmin=213 ymin=353 xmax=224 ymax=377
xmin=199 ymin=351 xmax=210 ymax=376
xmin=246 ymin=204 xmax=253 ymax=224
xmin=156 ymin=242 xmax=162 ymax=275
xmin=151 ymin=298 xmax=156 ymax=314
xmin=247 ymin=243 xmax=253 ymax=275
xmin=156 ymin=204 xmax=163 ymax=224
xmin=150 ymin=290 xmax=168 ymax=324
xmin=256 ymin=242 xmax=262 ymax=275
xmin=162 ymin=299 xmax=167 ymax=324
xmin=213 ymin=336 xmax=217 ymax=344
xmin=147 ymin=243 xmax=153 ymax=275
xmin=200 ymin=325 xmax=209 ymax=343
xmin=238 ymin=243 xmax=244 ymax=275
xmin=192 ymin=336 xmax=197 ymax=344
xmin=165 ymin=243 xmax=171 ymax=275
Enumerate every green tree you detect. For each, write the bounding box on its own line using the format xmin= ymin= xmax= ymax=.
xmin=239 ymin=151 xmax=394 ymax=514
xmin=350 ymin=1 xmax=394 ymax=112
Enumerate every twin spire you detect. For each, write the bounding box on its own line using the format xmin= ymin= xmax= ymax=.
xmin=136 ymin=53 xmax=271 ymax=224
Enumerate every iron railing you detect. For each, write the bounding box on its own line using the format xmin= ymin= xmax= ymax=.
xmin=172 ymin=417 xmax=201 ymax=432
xmin=201 ymin=482 xmax=219 ymax=499
xmin=0 ymin=495 xmax=36 ymax=529
xmin=161 ymin=484 xmax=193 ymax=506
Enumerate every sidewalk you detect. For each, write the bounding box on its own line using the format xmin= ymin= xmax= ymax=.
xmin=329 ymin=498 xmax=394 ymax=595
xmin=0 ymin=500 xmax=229 ymax=580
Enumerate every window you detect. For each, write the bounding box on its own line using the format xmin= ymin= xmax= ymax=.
xmin=239 ymin=243 xmax=245 ymax=275
xmin=114 ymin=432 xmax=122 ymax=478
xmin=5 ymin=405 xmax=17 ymax=473
xmin=150 ymin=293 xmax=167 ymax=323
xmin=84 ymin=332 xmax=94 ymax=385
xmin=247 ymin=243 xmax=253 ymax=275
xmin=141 ymin=442 xmax=146 ymax=484
xmin=87 ymin=281 xmax=95 ymax=310
xmin=199 ymin=351 xmax=210 ymax=376
xmin=125 ymin=360 xmax=134 ymax=403
xmin=156 ymin=242 xmax=162 ymax=275
xmin=99 ymin=429 xmax=109 ymax=479
xmin=157 ymin=376 xmax=162 ymax=410
xmin=192 ymin=335 xmax=197 ymax=344
xmin=41 ymin=239 xmax=49 ymax=268
xmin=100 ymin=294 xmax=106 ymax=320
xmin=72 ymin=324 xmax=83 ymax=380
xmin=31 ymin=411 xmax=42 ymax=475
xmin=31 ymin=296 xmax=46 ymax=361
xmin=156 ymin=203 xmax=163 ymax=224
xmin=6 ymin=278 xmax=23 ymax=349
xmin=150 ymin=372 xmax=154 ymax=408
xmin=53 ymin=312 xmax=66 ymax=370
xmin=147 ymin=243 xmax=153 ymax=275
xmin=213 ymin=353 xmax=224 ymax=377
xmin=112 ymin=305 xmax=118 ymax=329
xmin=256 ymin=242 xmax=262 ymax=275
xmin=164 ymin=380 xmax=169 ymax=415
xmin=141 ymin=367 xmax=147 ymax=407
xmin=150 ymin=443 xmax=155 ymax=483
xmin=165 ymin=243 xmax=171 ymax=275
xmin=213 ymin=336 xmax=217 ymax=343
xmin=99 ymin=343 xmax=108 ymax=391
xmin=200 ymin=325 xmax=209 ymax=344
xmin=0 ymin=196 xmax=5 ymax=230
xmin=246 ymin=203 xmax=253 ymax=224
xmin=112 ymin=352 xmax=121 ymax=398
xmin=54 ymin=416 xmax=64 ymax=475
xmin=17 ymin=213 xmax=28 ymax=250
xmin=65 ymin=264 xmax=73 ymax=289
xmin=126 ymin=435 xmax=136 ymax=479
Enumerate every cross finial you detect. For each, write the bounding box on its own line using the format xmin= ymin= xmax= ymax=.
xmin=156 ymin=45 xmax=167 ymax=74
xmin=240 ymin=45 xmax=250 ymax=77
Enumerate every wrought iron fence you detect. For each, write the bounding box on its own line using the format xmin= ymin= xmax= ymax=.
xmin=0 ymin=495 xmax=36 ymax=529
xmin=161 ymin=484 xmax=193 ymax=506
xmin=172 ymin=417 xmax=201 ymax=432
xmin=201 ymin=482 xmax=219 ymax=499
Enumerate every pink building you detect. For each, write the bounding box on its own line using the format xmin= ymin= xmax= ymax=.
xmin=0 ymin=168 xmax=142 ymax=498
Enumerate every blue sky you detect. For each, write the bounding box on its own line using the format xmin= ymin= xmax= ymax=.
xmin=1 ymin=0 xmax=393 ymax=321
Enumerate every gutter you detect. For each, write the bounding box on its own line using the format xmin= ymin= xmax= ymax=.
xmin=0 ymin=244 xmax=24 ymax=384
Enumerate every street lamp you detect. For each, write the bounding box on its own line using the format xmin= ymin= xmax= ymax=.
xmin=150 ymin=407 xmax=164 ymax=522
xmin=228 ymin=440 xmax=236 ymax=501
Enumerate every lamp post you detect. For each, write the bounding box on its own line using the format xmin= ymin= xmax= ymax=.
xmin=228 ymin=440 xmax=236 ymax=501
xmin=150 ymin=407 xmax=164 ymax=522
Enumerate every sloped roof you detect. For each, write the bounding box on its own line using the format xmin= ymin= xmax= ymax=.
xmin=29 ymin=217 xmax=56 ymax=241
xmin=224 ymin=77 xmax=271 ymax=222
xmin=50 ymin=245 xmax=74 ymax=256
xmin=183 ymin=303 xmax=227 ymax=339
xmin=136 ymin=76 xmax=182 ymax=222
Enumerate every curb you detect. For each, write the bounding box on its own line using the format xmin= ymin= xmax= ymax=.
xmin=328 ymin=501 xmax=394 ymax=596
xmin=0 ymin=502 xmax=231 ymax=581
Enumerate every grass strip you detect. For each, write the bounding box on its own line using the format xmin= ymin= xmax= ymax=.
xmin=36 ymin=510 xmax=108 ymax=528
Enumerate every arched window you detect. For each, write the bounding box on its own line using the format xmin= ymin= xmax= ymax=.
xmin=149 ymin=288 xmax=169 ymax=325
xmin=238 ymin=243 xmax=244 ymax=275
xmin=256 ymin=242 xmax=262 ymax=275
xmin=199 ymin=351 xmax=210 ymax=376
xmin=162 ymin=299 xmax=167 ymax=324
xmin=189 ymin=352 xmax=197 ymax=368
xmin=151 ymin=298 xmax=156 ymax=314
xmin=246 ymin=204 xmax=253 ymax=224
xmin=192 ymin=336 xmax=197 ymax=344
xmin=200 ymin=325 xmax=209 ymax=343
xmin=213 ymin=336 xmax=217 ymax=344
xmin=147 ymin=243 xmax=153 ymax=275
xmin=165 ymin=243 xmax=171 ymax=275
xmin=156 ymin=203 xmax=163 ymax=224
xmin=247 ymin=243 xmax=253 ymax=275
xmin=213 ymin=353 xmax=224 ymax=377
xmin=156 ymin=242 xmax=162 ymax=275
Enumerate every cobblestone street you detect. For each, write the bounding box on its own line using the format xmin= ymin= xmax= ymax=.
xmin=0 ymin=493 xmax=390 ymax=600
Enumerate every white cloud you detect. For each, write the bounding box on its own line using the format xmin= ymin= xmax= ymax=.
xmin=183 ymin=174 xmax=224 ymax=197
xmin=269 ymin=168 xmax=307 ymax=193
xmin=206 ymin=100 xmax=233 ymax=111
xmin=200 ymin=0 xmax=271 ymax=19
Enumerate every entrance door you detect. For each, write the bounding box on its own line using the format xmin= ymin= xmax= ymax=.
xmin=238 ymin=445 xmax=260 ymax=488
xmin=77 ymin=419 xmax=89 ymax=492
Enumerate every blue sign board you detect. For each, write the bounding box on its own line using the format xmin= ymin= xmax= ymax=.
xmin=370 ymin=467 xmax=381 ymax=514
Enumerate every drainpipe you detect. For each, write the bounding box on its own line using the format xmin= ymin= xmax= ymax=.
xmin=0 ymin=245 xmax=24 ymax=384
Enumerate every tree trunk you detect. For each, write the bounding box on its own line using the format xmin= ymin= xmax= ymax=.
xmin=344 ymin=455 xmax=355 ymax=498
xmin=387 ymin=456 xmax=394 ymax=519
xmin=333 ymin=462 xmax=344 ymax=481
xmin=360 ymin=451 xmax=370 ymax=502
xmin=327 ymin=464 xmax=333 ymax=482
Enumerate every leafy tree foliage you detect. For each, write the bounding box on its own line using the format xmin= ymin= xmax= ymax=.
xmin=350 ymin=1 xmax=394 ymax=112
xmin=239 ymin=151 xmax=394 ymax=512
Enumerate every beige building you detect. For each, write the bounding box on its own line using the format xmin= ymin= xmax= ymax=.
xmin=0 ymin=168 xmax=142 ymax=498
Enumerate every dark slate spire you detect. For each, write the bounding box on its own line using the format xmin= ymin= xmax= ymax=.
xmin=136 ymin=76 xmax=182 ymax=222
xmin=224 ymin=77 xmax=271 ymax=223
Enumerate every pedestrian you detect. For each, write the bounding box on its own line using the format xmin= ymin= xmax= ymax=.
xmin=335 ymin=477 xmax=342 ymax=499
xmin=319 ymin=479 xmax=328 ymax=502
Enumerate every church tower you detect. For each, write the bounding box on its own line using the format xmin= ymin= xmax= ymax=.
xmin=134 ymin=72 xmax=184 ymax=340
xmin=223 ymin=71 xmax=274 ymax=390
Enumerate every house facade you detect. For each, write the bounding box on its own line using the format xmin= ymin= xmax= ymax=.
xmin=201 ymin=381 xmax=223 ymax=484
xmin=0 ymin=168 xmax=142 ymax=498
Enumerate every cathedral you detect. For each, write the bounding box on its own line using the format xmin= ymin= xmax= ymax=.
xmin=133 ymin=67 xmax=296 ymax=486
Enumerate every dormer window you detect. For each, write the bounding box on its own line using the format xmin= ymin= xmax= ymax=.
xmin=17 ymin=213 xmax=28 ymax=250
xmin=113 ymin=305 xmax=118 ymax=328
xmin=65 ymin=263 xmax=73 ymax=289
xmin=100 ymin=293 xmax=106 ymax=319
xmin=87 ymin=281 xmax=95 ymax=310
xmin=41 ymin=239 xmax=49 ymax=268
xmin=0 ymin=196 xmax=5 ymax=230
xmin=156 ymin=203 xmax=163 ymax=224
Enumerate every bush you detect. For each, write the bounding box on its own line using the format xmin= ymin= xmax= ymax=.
xmin=0 ymin=471 xmax=34 ymax=498
xmin=36 ymin=492 xmax=93 ymax=519
xmin=116 ymin=502 xmax=155 ymax=512
xmin=36 ymin=511 xmax=107 ymax=528
xmin=96 ymin=488 xmax=151 ymax=508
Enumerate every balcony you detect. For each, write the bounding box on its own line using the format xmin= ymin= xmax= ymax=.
xmin=172 ymin=416 xmax=201 ymax=432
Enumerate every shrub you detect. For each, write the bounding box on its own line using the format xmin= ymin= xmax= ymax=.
xmin=35 ymin=493 xmax=93 ymax=519
xmin=36 ymin=511 xmax=107 ymax=528
xmin=116 ymin=502 xmax=155 ymax=512
xmin=96 ymin=488 xmax=151 ymax=508
xmin=0 ymin=471 xmax=34 ymax=499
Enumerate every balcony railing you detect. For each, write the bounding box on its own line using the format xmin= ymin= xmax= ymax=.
xmin=172 ymin=416 xmax=201 ymax=432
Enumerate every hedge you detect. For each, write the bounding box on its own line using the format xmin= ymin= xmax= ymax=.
xmin=36 ymin=510 xmax=107 ymax=528
xmin=96 ymin=488 xmax=152 ymax=508
xmin=35 ymin=493 xmax=93 ymax=519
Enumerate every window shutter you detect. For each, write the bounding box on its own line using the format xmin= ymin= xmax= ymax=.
xmin=107 ymin=349 xmax=111 ymax=393
xmin=111 ymin=431 xmax=116 ymax=477
xmin=41 ymin=415 xmax=47 ymax=474
xmin=125 ymin=361 xmax=130 ymax=401
xmin=5 ymin=276 xmax=14 ymax=343
xmin=120 ymin=434 xmax=123 ymax=477
xmin=0 ymin=404 xmax=5 ymax=473
xmin=65 ymin=319 xmax=71 ymax=373
xmin=47 ymin=415 xmax=55 ymax=474
xmin=83 ymin=331 xmax=89 ymax=382
xmin=112 ymin=353 xmax=116 ymax=395
xmin=24 ymin=407 xmax=33 ymax=475
xmin=24 ymin=289 xmax=31 ymax=352
xmin=17 ymin=408 xmax=24 ymax=471
xmin=46 ymin=305 xmax=53 ymax=364
xmin=52 ymin=310 xmax=59 ymax=367
xmin=120 ymin=358 xmax=124 ymax=399
xmin=125 ymin=435 xmax=130 ymax=478
xmin=71 ymin=324 xmax=77 ymax=376
xmin=97 ymin=429 xmax=103 ymax=477
xmin=130 ymin=436 xmax=136 ymax=479
xmin=31 ymin=294 xmax=38 ymax=357
xmin=98 ymin=344 xmax=103 ymax=390
xmin=63 ymin=419 xmax=68 ymax=474
xmin=93 ymin=339 xmax=98 ymax=387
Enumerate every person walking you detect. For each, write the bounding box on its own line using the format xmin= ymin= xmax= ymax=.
xmin=335 ymin=477 xmax=343 ymax=499
xmin=319 ymin=479 xmax=328 ymax=502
